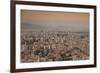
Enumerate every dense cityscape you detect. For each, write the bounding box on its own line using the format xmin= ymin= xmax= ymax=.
xmin=21 ymin=31 xmax=89 ymax=63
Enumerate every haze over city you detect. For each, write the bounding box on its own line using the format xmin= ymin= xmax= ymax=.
xmin=21 ymin=10 xmax=89 ymax=32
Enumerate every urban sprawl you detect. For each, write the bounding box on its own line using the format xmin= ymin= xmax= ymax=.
xmin=21 ymin=31 xmax=89 ymax=63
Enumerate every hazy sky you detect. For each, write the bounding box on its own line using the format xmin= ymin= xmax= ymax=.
xmin=21 ymin=10 xmax=89 ymax=32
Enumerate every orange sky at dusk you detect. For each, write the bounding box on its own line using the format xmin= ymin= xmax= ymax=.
xmin=21 ymin=10 xmax=89 ymax=32
xmin=21 ymin=10 xmax=89 ymax=24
